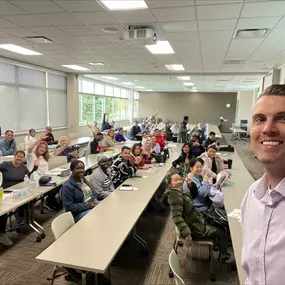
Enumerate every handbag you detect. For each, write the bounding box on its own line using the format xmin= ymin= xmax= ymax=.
xmin=209 ymin=185 xmax=224 ymax=208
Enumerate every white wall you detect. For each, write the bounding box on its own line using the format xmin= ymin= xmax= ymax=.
xmin=279 ymin=65 xmax=285 ymax=84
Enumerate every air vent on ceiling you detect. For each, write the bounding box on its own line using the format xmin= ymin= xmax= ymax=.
xmin=25 ymin=36 xmax=54 ymax=44
xmin=234 ymin=28 xmax=268 ymax=39
xmin=225 ymin=60 xmax=245 ymax=64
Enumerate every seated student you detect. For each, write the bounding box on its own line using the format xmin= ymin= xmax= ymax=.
xmin=24 ymin=129 xmax=37 ymax=153
xmin=115 ymin=128 xmax=126 ymax=143
xmin=162 ymin=172 xmax=233 ymax=262
xmin=61 ymin=160 xmax=98 ymax=222
xmin=43 ymin=126 xmax=56 ymax=145
xmin=101 ymin=113 xmax=112 ymax=132
xmin=0 ymin=151 xmax=38 ymax=246
xmin=204 ymin=131 xmax=217 ymax=150
xmin=170 ymin=122 xmax=179 ymax=143
xmin=0 ymin=130 xmax=17 ymax=156
xmin=172 ymin=143 xmax=192 ymax=177
xmin=189 ymin=134 xmax=205 ymax=157
xmin=165 ymin=123 xmax=173 ymax=141
xmin=27 ymin=131 xmax=69 ymax=210
xmin=56 ymin=136 xmax=77 ymax=163
xmin=110 ymin=121 xmax=115 ymax=129
xmin=111 ymin=146 xmax=140 ymax=188
xmin=139 ymin=120 xmax=148 ymax=132
xmin=154 ymin=129 xmax=166 ymax=149
xmin=90 ymin=133 xmax=106 ymax=154
xmin=199 ymin=145 xmax=225 ymax=182
xmin=102 ymin=129 xmax=116 ymax=148
xmin=197 ymin=122 xmax=206 ymax=141
xmin=87 ymin=121 xmax=100 ymax=136
xmin=141 ymin=131 xmax=149 ymax=146
xmin=130 ymin=143 xmax=149 ymax=169
xmin=130 ymin=121 xmax=141 ymax=141
xmin=89 ymin=155 xmax=114 ymax=200
xmin=184 ymin=158 xmax=211 ymax=213
xmin=141 ymin=140 xmax=156 ymax=164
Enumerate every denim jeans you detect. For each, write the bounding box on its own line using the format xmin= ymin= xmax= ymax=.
xmin=74 ymin=209 xmax=90 ymax=223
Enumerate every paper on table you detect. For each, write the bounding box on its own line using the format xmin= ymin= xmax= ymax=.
xmin=45 ymin=168 xmax=68 ymax=175
xmin=227 ymin=208 xmax=241 ymax=221
xmin=2 ymin=193 xmax=12 ymax=200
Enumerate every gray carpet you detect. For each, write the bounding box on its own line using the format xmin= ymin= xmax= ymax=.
xmin=0 ymin=136 xmax=263 ymax=285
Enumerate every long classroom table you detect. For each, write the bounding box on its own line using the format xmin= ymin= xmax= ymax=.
xmin=220 ymin=150 xmax=254 ymax=285
xmin=36 ymin=144 xmax=181 ymax=283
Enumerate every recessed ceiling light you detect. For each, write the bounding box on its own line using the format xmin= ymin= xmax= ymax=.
xmin=134 ymin=79 xmax=139 ymax=82
xmin=102 ymin=27 xmax=119 ymax=34
xmin=192 ymin=90 xmax=198 ymax=92
xmin=61 ymin=65 xmax=90 ymax=71
xmin=192 ymin=86 xmax=197 ymax=90
xmin=234 ymin=28 xmax=268 ymax=39
xmin=0 ymin=44 xmax=42 ymax=55
xmin=177 ymin=76 xmax=191 ymax=81
xmin=166 ymin=64 xmax=184 ymax=71
xmin=100 ymin=0 xmax=148 ymax=10
xmin=146 ymin=89 xmax=154 ymax=92
xmin=88 ymin=62 xmax=105 ymax=66
xmin=122 ymin=82 xmax=134 ymax=86
xmin=183 ymin=82 xmax=194 ymax=86
xmin=145 ymin=41 xmax=174 ymax=55
xmin=101 ymin=76 xmax=118 ymax=80
xmin=135 ymin=86 xmax=145 ymax=89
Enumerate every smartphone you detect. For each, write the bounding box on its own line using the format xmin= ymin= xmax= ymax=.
xmin=121 ymin=184 xmax=132 ymax=187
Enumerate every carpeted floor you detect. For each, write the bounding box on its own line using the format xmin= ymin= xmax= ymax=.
xmin=0 ymin=135 xmax=264 ymax=285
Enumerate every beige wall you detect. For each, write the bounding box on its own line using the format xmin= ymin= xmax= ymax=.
xmin=139 ymin=91 xmax=237 ymax=131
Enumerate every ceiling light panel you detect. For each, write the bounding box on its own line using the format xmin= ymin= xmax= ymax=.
xmin=100 ymin=0 xmax=148 ymax=10
xmin=61 ymin=65 xmax=90 ymax=71
xmin=145 ymin=41 xmax=175 ymax=55
xmin=101 ymin=76 xmax=118 ymax=80
xmin=165 ymin=64 xmax=185 ymax=71
xmin=0 ymin=44 xmax=42 ymax=55
xmin=177 ymin=76 xmax=191 ymax=80
xmin=122 ymin=82 xmax=134 ymax=85
xmin=183 ymin=82 xmax=194 ymax=86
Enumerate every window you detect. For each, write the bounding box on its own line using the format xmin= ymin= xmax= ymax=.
xmin=79 ymin=78 xmax=138 ymax=124
xmin=82 ymin=80 xmax=94 ymax=94
xmin=0 ymin=61 xmax=67 ymax=133
xmin=134 ymin=91 xmax=140 ymax=119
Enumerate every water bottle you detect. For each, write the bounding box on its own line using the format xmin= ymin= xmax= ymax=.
xmin=0 ymin=151 xmax=2 ymax=163
xmin=160 ymin=151 xmax=165 ymax=163
xmin=29 ymin=172 xmax=39 ymax=190
xmin=0 ymin=172 xmax=2 ymax=187
xmin=24 ymin=174 xmax=29 ymax=185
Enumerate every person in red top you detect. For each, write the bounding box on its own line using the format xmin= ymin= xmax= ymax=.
xmin=154 ymin=129 xmax=166 ymax=149
xmin=129 ymin=143 xmax=150 ymax=169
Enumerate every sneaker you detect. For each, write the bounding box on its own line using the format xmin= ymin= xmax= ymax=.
xmin=0 ymin=234 xmax=13 ymax=246
xmin=216 ymin=172 xmax=229 ymax=188
xmin=222 ymin=252 xmax=235 ymax=264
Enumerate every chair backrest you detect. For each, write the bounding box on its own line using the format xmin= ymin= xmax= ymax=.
xmin=169 ymin=249 xmax=185 ymax=285
xmin=51 ymin=212 xmax=75 ymax=240
xmin=69 ymin=133 xmax=78 ymax=140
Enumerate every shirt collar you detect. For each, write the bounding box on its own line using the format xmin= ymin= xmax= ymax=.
xmin=254 ymin=173 xmax=285 ymax=199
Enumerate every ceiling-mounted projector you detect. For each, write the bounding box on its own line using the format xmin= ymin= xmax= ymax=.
xmin=123 ymin=28 xmax=156 ymax=46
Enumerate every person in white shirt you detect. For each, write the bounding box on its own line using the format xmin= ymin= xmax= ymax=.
xmin=24 ymin=129 xmax=37 ymax=153
xmin=141 ymin=131 xmax=150 ymax=146
xmin=171 ymin=122 xmax=180 ymax=143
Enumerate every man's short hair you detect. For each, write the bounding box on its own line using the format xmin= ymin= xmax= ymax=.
xmin=121 ymin=146 xmax=131 ymax=152
xmin=209 ymin=131 xmax=216 ymax=136
xmin=183 ymin=116 xmax=189 ymax=121
xmin=5 ymin=130 xmax=13 ymax=134
xmin=154 ymin=128 xmax=159 ymax=132
xmin=260 ymin=84 xmax=285 ymax=98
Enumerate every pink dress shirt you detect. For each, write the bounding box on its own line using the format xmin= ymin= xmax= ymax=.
xmin=241 ymin=174 xmax=285 ymax=285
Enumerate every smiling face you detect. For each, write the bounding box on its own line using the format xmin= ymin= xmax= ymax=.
xmin=72 ymin=162 xmax=85 ymax=178
xmin=14 ymin=152 xmax=25 ymax=164
xmin=190 ymin=161 xmax=203 ymax=176
xmin=207 ymin=147 xmax=217 ymax=158
xmin=121 ymin=148 xmax=131 ymax=160
xmin=251 ymin=95 xmax=285 ymax=166
xmin=37 ymin=142 xmax=47 ymax=156
xmin=133 ymin=146 xmax=141 ymax=156
xmin=183 ymin=144 xmax=190 ymax=154
xmin=108 ymin=130 xmax=114 ymax=138
xmin=170 ymin=174 xmax=183 ymax=188
xmin=119 ymin=129 xmax=124 ymax=135
xmin=5 ymin=131 xmax=14 ymax=142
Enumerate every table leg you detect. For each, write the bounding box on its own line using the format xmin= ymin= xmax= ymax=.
xmin=81 ymin=272 xmax=87 ymax=285
xmin=131 ymin=228 xmax=147 ymax=251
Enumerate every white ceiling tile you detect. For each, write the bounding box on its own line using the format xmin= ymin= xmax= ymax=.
xmin=10 ymin=1 xmax=64 ymax=13
xmin=77 ymin=35 xmax=109 ymax=43
xmin=276 ymin=16 xmax=285 ymax=28
xmin=37 ymin=13 xmax=83 ymax=26
xmin=159 ymin=21 xmax=197 ymax=32
xmin=2 ymin=14 xmax=51 ymax=27
xmin=112 ymin=10 xmax=156 ymax=24
xmin=197 ymin=3 xmax=243 ymax=20
xmin=0 ymin=2 xmax=27 ymax=16
xmin=196 ymin=0 xmax=242 ymax=4
xmin=241 ymin=1 xmax=285 ymax=18
xmin=103 ymin=34 xmax=123 ymax=42
xmin=91 ymin=24 xmax=126 ymax=34
xmin=166 ymin=32 xmax=199 ymax=42
xmin=198 ymin=19 xmax=237 ymax=31
xmin=0 ymin=17 xmax=19 ymax=28
xmin=58 ymin=25 xmax=98 ymax=36
xmin=0 ymin=31 xmax=14 ymax=37
xmin=147 ymin=0 xmax=194 ymax=8
xmin=237 ymin=17 xmax=281 ymax=30
xmin=0 ymin=36 xmax=33 ymax=45
xmin=54 ymin=1 xmax=105 ymax=12
xmin=29 ymin=26 xmax=69 ymax=36
xmin=48 ymin=35 xmax=84 ymax=44
xmin=155 ymin=54 xmax=181 ymax=64
xmin=86 ymin=42 xmax=118 ymax=50
xmin=0 ymin=27 xmax=38 ymax=37
xmin=73 ymin=11 xmax=118 ymax=25
xmin=64 ymin=43 xmax=93 ymax=50
xmin=200 ymin=30 xmax=233 ymax=45
xmin=152 ymin=6 xmax=195 ymax=22
xmin=33 ymin=43 xmax=69 ymax=50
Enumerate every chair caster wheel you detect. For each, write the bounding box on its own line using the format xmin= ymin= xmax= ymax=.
xmin=65 ymin=274 xmax=72 ymax=281
xmin=36 ymin=236 xmax=41 ymax=243
xmin=41 ymin=233 xmax=46 ymax=239
xmin=169 ymin=271 xmax=174 ymax=278
xmin=178 ymin=241 xmax=183 ymax=247
xmin=210 ymin=275 xmax=217 ymax=282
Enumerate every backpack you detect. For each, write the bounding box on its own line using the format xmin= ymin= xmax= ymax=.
xmin=203 ymin=207 xmax=229 ymax=232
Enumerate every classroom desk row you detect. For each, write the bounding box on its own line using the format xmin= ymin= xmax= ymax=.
xmin=36 ymin=144 xmax=182 ymax=285
xmin=206 ymin=124 xmax=222 ymax=139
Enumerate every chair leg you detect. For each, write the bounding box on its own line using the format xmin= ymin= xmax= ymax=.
xmin=49 ymin=266 xmax=57 ymax=285
xmin=209 ymin=244 xmax=217 ymax=282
